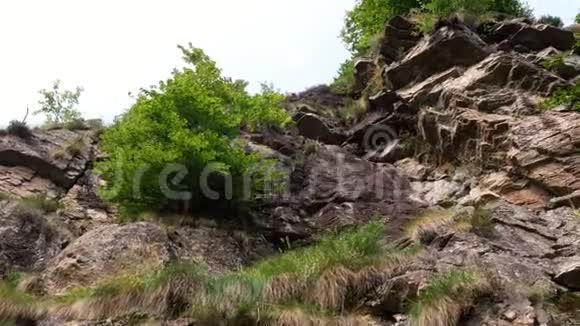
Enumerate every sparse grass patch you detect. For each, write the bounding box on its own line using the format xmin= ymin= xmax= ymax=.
xmin=303 ymin=140 xmax=322 ymax=155
xmin=337 ymin=97 xmax=368 ymax=125
xmin=0 ymin=273 xmax=43 ymax=321
xmin=0 ymin=221 xmax=419 ymax=323
xmin=0 ymin=192 xmax=11 ymax=201
xmin=408 ymin=269 xmax=491 ymax=326
xmin=50 ymin=136 xmax=87 ymax=160
xmin=405 ymin=209 xmax=456 ymax=243
xmin=20 ymin=193 xmax=61 ymax=213
xmin=7 ymin=120 xmax=33 ymax=139
xmin=469 ymin=207 xmax=494 ymax=236
xmin=541 ymin=82 xmax=580 ymax=111
xmin=66 ymin=136 xmax=86 ymax=157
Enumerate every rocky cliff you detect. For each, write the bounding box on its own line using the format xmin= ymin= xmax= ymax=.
xmin=1 ymin=16 xmax=580 ymax=326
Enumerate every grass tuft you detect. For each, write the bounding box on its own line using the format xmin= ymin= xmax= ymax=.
xmin=405 ymin=209 xmax=456 ymax=243
xmin=409 ymin=269 xmax=491 ymax=326
xmin=7 ymin=120 xmax=33 ymax=139
xmin=19 ymin=193 xmax=61 ymax=213
xmin=0 ymin=221 xmax=421 ymax=323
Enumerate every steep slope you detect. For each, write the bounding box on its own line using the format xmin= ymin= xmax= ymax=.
xmin=0 ymin=15 xmax=579 ymax=326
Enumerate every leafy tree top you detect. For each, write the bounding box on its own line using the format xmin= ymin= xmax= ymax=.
xmin=97 ymin=44 xmax=290 ymax=215
xmin=35 ymin=80 xmax=83 ymax=124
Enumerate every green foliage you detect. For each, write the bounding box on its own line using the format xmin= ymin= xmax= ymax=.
xmin=542 ymin=82 xmax=580 ymax=111
xmin=537 ymin=15 xmax=564 ymax=27
xmin=241 ymin=221 xmax=386 ymax=282
xmin=542 ymin=52 xmax=567 ymax=71
xmin=7 ymin=120 xmax=33 ymax=139
xmin=341 ymin=0 xmax=421 ymax=54
xmin=576 ymin=13 xmax=580 ymax=24
xmin=331 ymin=59 xmax=356 ymax=94
xmin=35 ymin=80 xmax=83 ymax=125
xmin=409 ymin=269 xmax=490 ymax=325
xmin=96 ymin=44 xmax=290 ymax=214
xmin=341 ymin=0 xmax=532 ymax=54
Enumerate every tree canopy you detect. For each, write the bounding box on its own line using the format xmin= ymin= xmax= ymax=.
xmin=96 ymin=44 xmax=291 ymax=216
xmin=341 ymin=0 xmax=533 ymax=55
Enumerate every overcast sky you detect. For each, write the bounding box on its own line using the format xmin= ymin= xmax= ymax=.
xmin=0 ymin=0 xmax=578 ymax=126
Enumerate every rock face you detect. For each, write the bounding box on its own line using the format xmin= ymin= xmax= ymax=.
xmin=0 ymin=129 xmax=95 ymax=190
xmin=2 ymin=13 xmax=580 ymax=326
xmin=385 ymin=26 xmax=489 ymax=90
xmin=43 ymin=222 xmax=173 ymax=294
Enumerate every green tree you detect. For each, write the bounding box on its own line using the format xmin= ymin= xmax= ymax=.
xmin=332 ymin=59 xmax=356 ymax=94
xmin=537 ymin=15 xmax=564 ymax=27
xmin=341 ymin=0 xmax=422 ymax=55
xmin=35 ymin=80 xmax=83 ymax=124
xmin=576 ymin=13 xmax=580 ymax=24
xmin=96 ymin=44 xmax=290 ymax=216
xmin=340 ymin=0 xmax=532 ymax=55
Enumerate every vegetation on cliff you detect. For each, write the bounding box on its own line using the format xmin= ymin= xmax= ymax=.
xmin=96 ymin=44 xmax=291 ymax=216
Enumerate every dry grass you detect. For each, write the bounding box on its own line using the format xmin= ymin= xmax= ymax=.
xmin=405 ymin=209 xmax=457 ymax=243
xmin=409 ymin=269 xmax=491 ymax=326
xmin=260 ymin=306 xmax=376 ymax=326
xmin=51 ymin=136 xmax=87 ymax=160
xmin=0 ymin=274 xmax=45 ymax=321
xmin=0 ymin=221 xmax=421 ymax=324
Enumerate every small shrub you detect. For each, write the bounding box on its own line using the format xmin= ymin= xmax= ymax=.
xmin=542 ymin=52 xmax=567 ymax=71
xmin=35 ymin=80 xmax=83 ymax=125
xmin=542 ymin=83 xmax=580 ymax=111
xmin=409 ymin=269 xmax=491 ymax=326
xmin=20 ymin=193 xmax=61 ymax=213
xmin=405 ymin=209 xmax=456 ymax=243
xmin=0 ymin=129 xmax=7 ymax=137
xmin=470 ymin=206 xmax=495 ymax=236
xmin=331 ymin=59 xmax=356 ymax=94
xmin=7 ymin=120 xmax=33 ymax=139
xmin=337 ymin=97 xmax=368 ymax=125
xmin=64 ymin=119 xmax=89 ymax=131
xmin=66 ymin=137 xmax=86 ymax=157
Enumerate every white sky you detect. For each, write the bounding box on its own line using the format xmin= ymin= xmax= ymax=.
xmin=0 ymin=0 xmax=578 ymax=126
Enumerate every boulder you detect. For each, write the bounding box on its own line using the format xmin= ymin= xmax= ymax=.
xmin=292 ymin=112 xmax=347 ymax=145
xmin=0 ymin=201 xmax=68 ymax=277
xmin=379 ymin=16 xmax=421 ymax=64
xmin=384 ymin=25 xmax=489 ymax=90
xmin=508 ymin=24 xmax=576 ymax=51
xmin=43 ymin=223 xmax=173 ymax=294
xmin=354 ymin=58 xmax=375 ymax=88
xmin=489 ymin=20 xmax=576 ymax=51
xmin=555 ymin=258 xmax=580 ymax=290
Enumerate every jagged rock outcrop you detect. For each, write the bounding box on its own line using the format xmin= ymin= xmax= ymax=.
xmin=385 ymin=25 xmax=490 ymax=90
xmin=490 ymin=20 xmax=576 ymax=51
xmin=1 ymin=12 xmax=580 ymax=326
xmin=0 ymin=129 xmax=96 ymax=191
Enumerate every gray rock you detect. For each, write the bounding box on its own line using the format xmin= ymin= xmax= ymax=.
xmin=555 ymin=258 xmax=580 ymax=290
